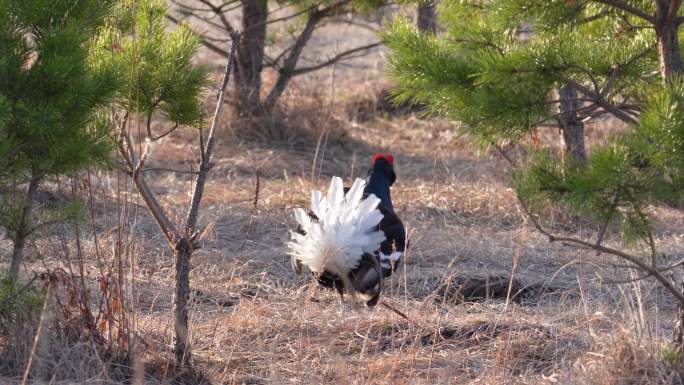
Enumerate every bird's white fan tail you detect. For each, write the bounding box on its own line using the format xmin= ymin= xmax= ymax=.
xmin=288 ymin=177 xmax=386 ymax=278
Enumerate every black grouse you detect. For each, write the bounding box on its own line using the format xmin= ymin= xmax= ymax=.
xmin=288 ymin=153 xmax=406 ymax=306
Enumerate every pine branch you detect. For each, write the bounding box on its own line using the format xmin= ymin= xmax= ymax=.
xmin=563 ymin=78 xmax=639 ymax=124
xmin=166 ymin=14 xmax=228 ymax=58
xmin=0 ymin=272 xmax=39 ymax=307
xmin=491 ymin=144 xmax=684 ymax=304
xmin=594 ymin=191 xmax=620 ymax=253
xmin=578 ymin=9 xmax=611 ymax=24
xmin=0 ymin=143 xmax=28 ymax=166
xmin=590 ymin=0 xmax=655 ymax=23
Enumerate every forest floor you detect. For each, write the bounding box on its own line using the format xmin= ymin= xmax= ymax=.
xmin=4 ymin=90 xmax=684 ymax=383
xmin=3 ymin=8 xmax=684 ymax=384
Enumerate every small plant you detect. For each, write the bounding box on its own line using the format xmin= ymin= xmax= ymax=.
xmin=99 ymin=0 xmax=239 ymax=365
xmin=0 ymin=0 xmax=119 ymax=281
xmin=661 ymin=343 xmax=683 ymax=367
xmin=0 ymin=273 xmax=43 ymax=326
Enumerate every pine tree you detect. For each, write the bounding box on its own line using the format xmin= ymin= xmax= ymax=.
xmin=385 ymin=0 xmax=684 ymax=350
xmin=0 ymin=0 xmax=119 ymax=281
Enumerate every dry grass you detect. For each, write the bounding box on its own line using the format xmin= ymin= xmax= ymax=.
xmin=4 ymin=17 xmax=684 ymax=385
xmin=2 ymin=99 xmax=684 ymax=383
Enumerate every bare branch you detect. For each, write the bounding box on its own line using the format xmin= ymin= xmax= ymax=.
xmin=291 ymin=42 xmax=382 ymax=76
xmin=264 ymin=5 xmax=313 ymax=26
xmin=669 ymin=0 xmax=683 ymax=20
xmin=172 ymin=0 xmax=239 ymax=14
xmin=133 ymin=141 xmax=151 ymax=178
xmin=27 ymin=219 xmax=70 ymax=236
xmin=141 ymin=167 xmax=200 ymax=175
xmin=533 ymin=206 xmax=684 ymax=303
xmin=178 ymin=11 xmax=229 ymax=33
xmin=264 ymin=7 xmax=322 ymax=109
xmin=197 ymin=0 xmax=236 ymax=33
xmin=184 ymin=32 xmax=239 ymax=236
xmin=601 ymin=272 xmax=654 ymax=284
xmin=330 ymin=17 xmax=380 ymax=33
xmin=262 ymin=0 xmax=352 ymax=28
xmin=147 ymin=111 xmax=181 ymax=142
xmin=118 ymin=129 xmax=179 ymax=245
xmin=532 ymin=104 xmax=600 ymax=127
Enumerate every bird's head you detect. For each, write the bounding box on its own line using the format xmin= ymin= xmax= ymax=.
xmin=369 ymin=153 xmax=396 ymax=186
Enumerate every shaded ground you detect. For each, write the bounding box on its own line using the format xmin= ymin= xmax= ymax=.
xmin=3 ymin=109 xmax=684 ymax=384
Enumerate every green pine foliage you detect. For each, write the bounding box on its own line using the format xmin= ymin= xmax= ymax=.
xmin=384 ymin=1 xmax=657 ymax=144
xmin=0 ymin=0 xmax=119 ymax=179
xmin=0 ymin=0 xmax=120 ymax=276
xmin=511 ymin=67 xmax=684 ymax=247
xmin=94 ymin=0 xmax=209 ymax=129
xmin=384 ymin=0 xmax=684 ymax=246
xmin=85 ymin=0 xmax=211 ymax=147
xmin=0 ymin=0 xmax=209 ymax=279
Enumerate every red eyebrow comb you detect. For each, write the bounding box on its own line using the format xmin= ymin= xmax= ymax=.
xmin=372 ymin=153 xmax=394 ymax=165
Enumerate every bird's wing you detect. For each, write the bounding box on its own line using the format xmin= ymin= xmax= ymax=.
xmin=376 ymin=204 xmax=406 ymax=273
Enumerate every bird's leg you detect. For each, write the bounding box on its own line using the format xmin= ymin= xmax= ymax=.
xmin=339 ymin=273 xmax=360 ymax=310
xmin=335 ymin=280 xmax=345 ymax=302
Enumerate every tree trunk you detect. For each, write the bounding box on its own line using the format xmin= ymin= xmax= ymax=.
xmin=9 ymin=176 xmax=40 ymax=281
xmin=655 ymin=1 xmax=683 ymax=82
xmin=558 ymin=83 xmax=587 ymax=165
xmin=235 ymin=0 xmax=267 ymax=115
xmin=656 ymin=22 xmax=681 ymax=81
xmin=173 ymin=237 xmax=193 ymax=366
xmin=655 ymin=1 xmax=684 ymax=355
xmin=417 ymin=1 xmax=437 ymax=33
xmin=264 ymin=9 xmax=321 ymax=111
xmin=677 ymin=276 xmax=684 ymax=351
